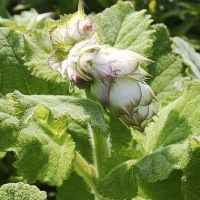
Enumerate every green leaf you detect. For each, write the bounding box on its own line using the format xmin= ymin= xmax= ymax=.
xmin=124 ymin=81 xmax=200 ymax=198
xmin=0 ymin=182 xmax=47 ymax=200
xmin=95 ymin=1 xmax=155 ymax=56
xmin=147 ymin=24 xmax=187 ymax=101
xmin=0 ymin=90 xmax=108 ymax=185
xmin=0 ymin=0 xmax=9 ymax=18
xmin=136 ymin=142 xmax=190 ymax=182
xmin=0 ymin=27 xmax=68 ymax=95
xmin=109 ymin=116 xmax=131 ymax=151
xmin=23 ymin=31 xmax=65 ymax=83
xmin=0 ymin=96 xmax=75 ymax=186
xmin=182 ymin=147 xmax=200 ymax=200
xmin=57 ymin=172 xmax=93 ymax=200
xmin=144 ymin=81 xmax=200 ymax=152
xmin=172 ymin=37 xmax=200 ymax=79
xmin=137 ymin=170 xmax=184 ymax=200
xmin=97 ymin=160 xmax=137 ymax=200
xmin=9 ymin=91 xmax=108 ymax=133
xmin=0 ymin=9 xmax=54 ymax=33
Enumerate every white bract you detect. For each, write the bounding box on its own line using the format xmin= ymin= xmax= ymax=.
xmin=50 ymin=15 xmax=95 ymax=48
xmin=48 ymin=11 xmax=156 ymax=128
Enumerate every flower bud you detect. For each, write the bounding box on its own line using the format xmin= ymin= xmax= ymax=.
xmin=61 ymin=59 xmax=87 ymax=88
xmin=50 ymin=15 xmax=95 ymax=48
xmin=66 ymin=41 xmax=150 ymax=82
xmin=90 ymin=80 xmax=110 ymax=104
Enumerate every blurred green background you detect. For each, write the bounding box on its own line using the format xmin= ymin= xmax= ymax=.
xmin=0 ymin=0 xmax=199 ymax=50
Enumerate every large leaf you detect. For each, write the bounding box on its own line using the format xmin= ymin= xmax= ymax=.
xmin=172 ymin=37 xmax=200 ymax=79
xmin=0 ymin=90 xmax=107 ymax=185
xmin=9 ymin=91 xmax=108 ymax=133
xmin=0 ymin=96 xmax=75 ymax=186
xmin=0 ymin=182 xmax=47 ymax=200
xmin=0 ymin=27 xmax=67 ymax=95
xmin=95 ymin=1 xmax=155 ymax=56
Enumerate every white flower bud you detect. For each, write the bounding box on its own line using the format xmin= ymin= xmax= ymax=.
xmin=109 ymin=78 xmax=142 ymax=113
xmin=66 ymin=41 xmax=150 ymax=82
xmin=121 ymin=104 xmax=156 ymax=128
xmin=50 ymin=16 xmax=95 ymax=48
xmin=90 ymin=80 xmax=110 ymax=104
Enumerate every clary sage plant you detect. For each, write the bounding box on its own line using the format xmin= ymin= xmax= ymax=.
xmin=1 ymin=0 xmax=200 ymax=199
xmin=48 ymin=2 xmax=156 ymax=129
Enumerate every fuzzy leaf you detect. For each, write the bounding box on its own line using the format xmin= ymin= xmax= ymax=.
xmin=57 ymin=173 xmax=93 ymax=200
xmin=0 ymin=96 xmax=75 ymax=186
xmin=172 ymin=37 xmax=200 ymax=79
xmin=144 ymin=81 xmax=200 ymax=152
xmin=23 ymin=31 xmax=65 ymax=83
xmin=97 ymin=160 xmax=137 ymax=200
xmin=182 ymin=146 xmax=200 ymax=200
xmin=0 ymin=90 xmax=108 ymax=185
xmin=9 ymin=91 xmax=108 ymax=133
xmin=95 ymin=1 xmax=155 ymax=56
xmin=147 ymin=24 xmax=187 ymax=101
xmin=0 ymin=182 xmax=47 ymax=200
xmin=0 ymin=27 xmax=68 ymax=95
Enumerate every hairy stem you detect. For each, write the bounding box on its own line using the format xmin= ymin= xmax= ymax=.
xmin=74 ymin=152 xmax=101 ymax=198
xmin=87 ymin=123 xmax=111 ymax=178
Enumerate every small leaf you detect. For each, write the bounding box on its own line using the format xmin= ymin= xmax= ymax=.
xmin=0 ymin=182 xmax=47 ymax=200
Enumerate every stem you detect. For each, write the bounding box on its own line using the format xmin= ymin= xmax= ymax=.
xmin=74 ymin=153 xmax=96 ymax=190
xmin=74 ymin=152 xmax=101 ymax=198
xmin=87 ymin=123 xmax=111 ymax=178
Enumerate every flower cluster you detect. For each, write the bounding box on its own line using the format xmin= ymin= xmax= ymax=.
xmin=48 ymin=9 xmax=156 ymax=129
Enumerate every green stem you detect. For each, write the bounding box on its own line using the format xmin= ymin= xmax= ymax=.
xmin=87 ymin=123 xmax=111 ymax=178
xmin=74 ymin=152 xmax=101 ymax=198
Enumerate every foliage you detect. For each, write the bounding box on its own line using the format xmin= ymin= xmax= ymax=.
xmin=0 ymin=1 xmax=199 ymax=200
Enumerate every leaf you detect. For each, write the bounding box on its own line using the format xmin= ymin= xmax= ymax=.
xmin=9 ymin=91 xmax=108 ymax=133
xmin=144 ymin=81 xmax=200 ymax=152
xmin=0 ymin=182 xmax=47 ymax=200
xmin=137 ymin=170 xmax=184 ymax=200
xmin=57 ymin=172 xmax=93 ymax=200
xmin=0 ymin=96 xmax=75 ymax=186
xmin=0 ymin=9 xmax=54 ymax=33
xmin=94 ymin=1 xmax=155 ymax=56
xmin=0 ymin=0 xmax=9 ymax=18
xmin=109 ymin=115 xmax=131 ymax=151
xmin=115 ymin=81 xmax=200 ymax=199
xmin=172 ymin=37 xmax=200 ymax=79
xmin=182 ymin=147 xmax=200 ymax=200
xmin=135 ymin=142 xmax=190 ymax=182
xmin=147 ymin=24 xmax=187 ymax=101
xmin=23 ymin=31 xmax=65 ymax=83
xmin=0 ymin=90 xmax=108 ymax=185
xmin=0 ymin=27 xmax=68 ymax=95
xmin=97 ymin=160 xmax=137 ymax=200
